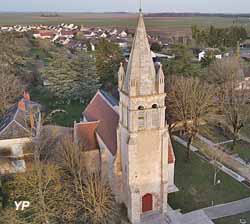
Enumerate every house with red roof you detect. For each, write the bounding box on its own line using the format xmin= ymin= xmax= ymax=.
xmin=33 ymin=30 xmax=56 ymax=39
xmin=73 ymin=120 xmax=101 ymax=173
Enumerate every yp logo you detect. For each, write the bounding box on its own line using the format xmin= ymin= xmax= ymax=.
xmin=15 ymin=201 xmax=30 ymax=210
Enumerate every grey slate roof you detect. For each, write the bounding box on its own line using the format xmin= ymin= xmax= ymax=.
xmin=0 ymin=99 xmax=41 ymax=140
xmin=99 ymin=89 xmax=119 ymax=107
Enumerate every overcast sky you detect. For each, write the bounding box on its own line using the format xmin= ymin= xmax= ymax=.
xmin=1 ymin=0 xmax=250 ymax=13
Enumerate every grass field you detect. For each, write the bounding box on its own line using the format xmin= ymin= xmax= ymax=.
xmin=199 ymin=123 xmax=232 ymax=143
xmin=1 ymin=13 xmax=250 ymax=33
xmin=225 ymin=140 xmax=250 ymax=162
xmin=168 ymin=142 xmax=250 ymax=213
xmin=30 ymin=85 xmax=84 ymax=127
xmin=199 ymin=123 xmax=250 ymax=162
xmin=214 ymin=211 xmax=250 ymax=224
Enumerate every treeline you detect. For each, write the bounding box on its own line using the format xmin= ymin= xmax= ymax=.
xmin=192 ymin=25 xmax=248 ymax=48
xmin=40 ymin=13 xmax=60 ymax=17
xmin=145 ymin=13 xmax=250 ymax=18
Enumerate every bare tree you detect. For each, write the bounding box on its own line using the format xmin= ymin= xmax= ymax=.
xmin=207 ymin=56 xmax=243 ymax=111
xmin=2 ymin=129 xmax=118 ymax=224
xmin=0 ymin=208 xmax=26 ymax=224
xmin=167 ymin=76 xmax=214 ymax=160
xmin=59 ymin=138 xmax=118 ymax=224
xmin=223 ymin=82 xmax=250 ymax=150
xmin=4 ymin=163 xmax=69 ymax=224
xmin=0 ymin=64 xmax=23 ymax=116
xmin=1 ymin=128 xmax=76 ymax=224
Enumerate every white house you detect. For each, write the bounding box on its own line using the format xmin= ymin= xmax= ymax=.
xmin=120 ymin=30 xmax=128 ymax=38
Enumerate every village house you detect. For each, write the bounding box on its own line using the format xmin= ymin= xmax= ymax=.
xmin=119 ymin=30 xmax=128 ymax=38
xmin=0 ymin=92 xmax=41 ymax=174
xmin=33 ymin=30 xmax=56 ymax=39
xmin=198 ymin=48 xmax=223 ymax=61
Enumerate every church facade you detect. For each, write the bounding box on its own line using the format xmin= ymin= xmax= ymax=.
xmin=82 ymin=12 xmax=176 ymax=224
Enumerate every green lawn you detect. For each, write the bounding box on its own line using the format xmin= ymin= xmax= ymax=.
xmin=168 ymin=142 xmax=250 ymax=213
xmin=214 ymin=211 xmax=250 ymax=224
xmin=240 ymin=121 xmax=250 ymax=139
xmin=199 ymin=123 xmax=232 ymax=143
xmin=198 ymin=122 xmax=250 ymax=162
xmin=225 ymin=140 xmax=250 ymax=162
xmin=30 ymin=85 xmax=84 ymax=127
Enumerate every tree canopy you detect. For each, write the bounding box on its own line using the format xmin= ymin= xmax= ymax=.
xmin=192 ymin=25 xmax=248 ymax=48
xmin=95 ymin=39 xmax=123 ymax=92
xmin=0 ymin=64 xmax=23 ymax=116
xmin=42 ymin=50 xmax=100 ymax=104
xmin=162 ymin=44 xmax=201 ymax=77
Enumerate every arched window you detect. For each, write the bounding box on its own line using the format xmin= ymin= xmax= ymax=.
xmin=152 ymin=104 xmax=159 ymax=127
xmin=138 ymin=106 xmax=145 ymax=129
xmin=152 ymin=104 xmax=158 ymax=109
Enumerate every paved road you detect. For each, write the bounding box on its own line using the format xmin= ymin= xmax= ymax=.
xmin=140 ymin=208 xmax=215 ymax=224
xmin=181 ymin=210 xmax=214 ymax=224
xmin=203 ymin=197 xmax=250 ymax=220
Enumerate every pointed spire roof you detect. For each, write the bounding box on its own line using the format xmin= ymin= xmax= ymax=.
xmin=122 ymin=12 xmax=157 ymax=96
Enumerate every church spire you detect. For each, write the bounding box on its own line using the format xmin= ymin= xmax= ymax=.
xmin=122 ymin=11 xmax=157 ymax=96
xmin=139 ymin=0 xmax=142 ymax=13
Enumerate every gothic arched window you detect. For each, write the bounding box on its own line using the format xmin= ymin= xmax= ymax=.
xmin=152 ymin=104 xmax=158 ymax=109
xmin=152 ymin=104 xmax=159 ymax=127
xmin=138 ymin=105 xmax=145 ymax=129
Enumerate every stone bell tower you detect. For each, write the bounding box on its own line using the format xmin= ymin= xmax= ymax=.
xmin=115 ymin=10 xmax=170 ymax=224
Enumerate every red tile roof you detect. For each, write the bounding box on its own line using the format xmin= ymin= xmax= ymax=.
xmin=84 ymin=91 xmax=175 ymax=164
xmin=39 ymin=31 xmax=55 ymax=37
xmin=168 ymin=143 xmax=175 ymax=164
xmin=74 ymin=121 xmax=99 ymax=151
xmin=84 ymin=92 xmax=119 ymax=156
xmin=61 ymin=30 xmax=74 ymax=36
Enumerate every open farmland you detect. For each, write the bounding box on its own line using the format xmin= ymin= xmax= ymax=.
xmin=1 ymin=12 xmax=250 ymax=33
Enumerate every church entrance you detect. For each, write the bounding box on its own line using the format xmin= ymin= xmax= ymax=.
xmin=142 ymin=194 xmax=153 ymax=213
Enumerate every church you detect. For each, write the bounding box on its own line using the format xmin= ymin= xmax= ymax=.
xmin=76 ymin=10 xmax=177 ymax=224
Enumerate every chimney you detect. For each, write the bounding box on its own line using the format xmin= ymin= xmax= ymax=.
xmin=18 ymin=100 xmax=26 ymax=111
xmin=30 ymin=112 xmax=35 ymax=129
xmin=73 ymin=121 xmax=77 ymax=144
xmin=23 ymin=90 xmax=30 ymax=101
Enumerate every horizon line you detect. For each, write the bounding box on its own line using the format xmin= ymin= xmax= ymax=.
xmin=0 ymin=11 xmax=250 ymax=15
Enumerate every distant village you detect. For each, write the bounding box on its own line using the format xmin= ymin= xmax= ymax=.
xmin=1 ymin=22 xmax=250 ymax=64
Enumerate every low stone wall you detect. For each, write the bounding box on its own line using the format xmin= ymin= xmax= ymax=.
xmin=0 ymin=138 xmax=30 ymax=174
xmin=0 ymin=138 xmax=30 ymax=149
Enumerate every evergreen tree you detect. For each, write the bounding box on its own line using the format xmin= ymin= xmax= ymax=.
xmin=95 ymin=39 xmax=123 ymax=91
xmin=42 ymin=50 xmax=100 ymax=104
xmin=163 ymin=44 xmax=201 ymax=77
